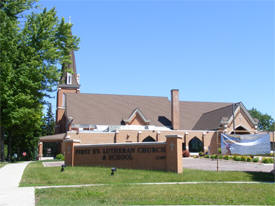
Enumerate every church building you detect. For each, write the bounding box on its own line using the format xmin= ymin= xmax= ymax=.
xmin=39 ymin=49 xmax=262 ymax=158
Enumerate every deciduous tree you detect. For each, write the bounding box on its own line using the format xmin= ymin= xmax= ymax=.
xmin=249 ymin=108 xmax=274 ymax=131
xmin=0 ymin=0 xmax=79 ymax=161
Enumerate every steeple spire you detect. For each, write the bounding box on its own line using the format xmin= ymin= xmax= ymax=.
xmin=59 ymin=20 xmax=80 ymax=89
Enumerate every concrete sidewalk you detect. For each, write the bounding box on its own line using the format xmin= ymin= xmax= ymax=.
xmin=0 ymin=161 xmax=34 ymax=206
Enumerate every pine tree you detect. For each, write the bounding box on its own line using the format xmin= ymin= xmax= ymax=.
xmin=41 ymin=103 xmax=55 ymax=136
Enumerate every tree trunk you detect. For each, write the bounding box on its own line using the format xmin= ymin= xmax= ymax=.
xmin=0 ymin=127 xmax=4 ymax=162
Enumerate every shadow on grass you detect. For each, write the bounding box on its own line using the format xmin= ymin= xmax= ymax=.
xmin=244 ymin=171 xmax=275 ymax=182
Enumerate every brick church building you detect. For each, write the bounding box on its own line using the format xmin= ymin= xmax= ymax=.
xmin=39 ymin=49 xmax=262 ymax=158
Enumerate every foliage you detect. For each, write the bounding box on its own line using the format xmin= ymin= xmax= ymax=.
xmin=252 ymin=157 xmax=259 ymax=162
xmin=55 ymin=154 xmax=64 ymax=161
xmin=223 ymin=155 xmax=229 ymax=160
xmin=204 ymin=154 xmax=209 ymax=158
xmin=248 ymin=108 xmax=274 ymax=131
xmin=182 ymin=150 xmax=190 ymax=157
xmin=246 ymin=157 xmax=252 ymax=162
xmin=261 ymin=158 xmax=273 ymax=164
xmin=41 ymin=103 xmax=55 ymax=136
xmin=210 ymin=154 xmax=217 ymax=160
xmin=233 ymin=156 xmax=241 ymax=161
xmin=0 ymin=0 xmax=79 ymax=160
xmin=240 ymin=156 xmax=247 ymax=161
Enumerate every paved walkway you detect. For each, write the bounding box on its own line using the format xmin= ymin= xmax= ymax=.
xmin=0 ymin=162 xmax=34 ymax=206
xmin=35 ymin=180 xmax=274 ymax=189
xmin=183 ymin=158 xmax=274 ymax=172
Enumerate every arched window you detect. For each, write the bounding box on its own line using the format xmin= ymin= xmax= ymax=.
xmin=142 ymin=136 xmax=155 ymax=142
xmin=231 ymin=126 xmax=250 ymax=134
xmin=188 ymin=137 xmax=203 ymax=152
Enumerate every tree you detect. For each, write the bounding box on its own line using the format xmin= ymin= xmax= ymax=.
xmin=0 ymin=0 xmax=79 ymax=161
xmin=248 ymin=108 xmax=274 ymax=131
xmin=41 ymin=103 xmax=55 ymax=136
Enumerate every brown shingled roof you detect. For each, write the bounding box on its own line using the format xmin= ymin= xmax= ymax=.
xmin=39 ymin=133 xmax=66 ymax=142
xmin=192 ymin=104 xmax=234 ymax=130
xmin=65 ymin=93 xmax=234 ymax=130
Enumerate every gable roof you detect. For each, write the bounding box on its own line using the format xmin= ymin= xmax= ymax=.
xmin=65 ymin=93 xmax=235 ymax=130
xmin=123 ymin=108 xmax=151 ymax=125
xmin=66 ymin=93 xmax=171 ymax=127
xmin=192 ymin=104 xmax=234 ymax=130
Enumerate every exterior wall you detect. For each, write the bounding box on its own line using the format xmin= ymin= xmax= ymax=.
xmin=67 ymin=130 xmax=219 ymax=155
xmin=227 ymin=109 xmax=256 ymax=133
xmin=56 ymin=88 xmax=79 ymax=133
xmin=65 ymin=135 xmax=182 ymax=173
xmin=128 ymin=114 xmax=147 ymax=125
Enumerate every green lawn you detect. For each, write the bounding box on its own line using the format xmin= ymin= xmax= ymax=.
xmin=36 ymin=183 xmax=275 ymax=206
xmin=0 ymin=162 xmax=7 ymax=168
xmin=20 ymin=161 xmax=274 ymax=187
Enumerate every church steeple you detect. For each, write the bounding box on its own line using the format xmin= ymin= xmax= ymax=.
xmin=59 ymin=50 xmax=80 ymax=89
xmin=55 ymin=22 xmax=80 ymax=133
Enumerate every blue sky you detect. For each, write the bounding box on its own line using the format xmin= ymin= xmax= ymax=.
xmin=41 ymin=0 xmax=274 ymax=119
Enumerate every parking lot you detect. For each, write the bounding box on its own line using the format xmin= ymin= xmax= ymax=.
xmin=183 ymin=157 xmax=274 ymax=173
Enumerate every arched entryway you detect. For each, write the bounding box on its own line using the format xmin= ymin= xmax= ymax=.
xmin=142 ymin=136 xmax=155 ymax=142
xmin=188 ymin=137 xmax=203 ymax=152
xmin=231 ymin=126 xmax=250 ymax=134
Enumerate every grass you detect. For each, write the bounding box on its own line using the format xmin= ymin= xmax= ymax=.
xmin=20 ymin=161 xmax=274 ymax=187
xmin=0 ymin=162 xmax=7 ymax=168
xmin=36 ymin=184 xmax=275 ymax=205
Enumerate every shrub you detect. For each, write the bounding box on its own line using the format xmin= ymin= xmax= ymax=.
xmin=204 ymin=154 xmax=209 ymax=158
xmin=56 ymin=154 xmax=64 ymax=161
xmin=262 ymin=158 xmax=273 ymax=164
xmin=241 ymin=156 xmax=247 ymax=161
xmin=211 ymin=154 xmax=217 ymax=160
xmin=199 ymin=151 xmax=204 ymax=157
xmin=182 ymin=150 xmax=190 ymax=157
xmin=223 ymin=155 xmax=229 ymax=160
xmin=233 ymin=156 xmax=241 ymax=161
xmin=218 ymin=155 xmax=223 ymax=159
xmin=252 ymin=157 xmax=259 ymax=162
xmin=218 ymin=148 xmax=221 ymax=154
xmin=246 ymin=157 xmax=252 ymax=162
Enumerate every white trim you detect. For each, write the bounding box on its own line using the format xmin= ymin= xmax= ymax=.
xmin=227 ymin=102 xmax=257 ymax=127
xmin=124 ymin=108 xmax=150 ymax=124
xmin=74 ymin=141 xmax=166 ymax=148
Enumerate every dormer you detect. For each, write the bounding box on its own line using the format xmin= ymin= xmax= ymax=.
xmin=123 ymin=108 xmax=150 ymax=126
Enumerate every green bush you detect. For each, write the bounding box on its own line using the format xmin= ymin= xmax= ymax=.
xmin=223 ymin=155 xmax=229 ymax=160
xmin=233 ymin=156 xmax=241 ymax=161
xmin=199 ymin=152 xmax=204 ymax=156
xmin=218 ymin=148 xmax=221 ymax=154
xmin=246 ymin=157 xmax=252 ymax=162
xmin=262 ymin=158 xmax=273 ymax=164
xmin=252 ymin=157 xmax=259 ymax=162
xmin=55 ymin=154 xmax=64 ymax=161
xmin=218 ymin=155 xmax=223 ymax=159
xmin=204 ymin=154 xmax=209 ymax=158
xmin=211 ymin=154 xmax=217 ymax=160
xmin=241 ymin=156 xmax=247 ymax=161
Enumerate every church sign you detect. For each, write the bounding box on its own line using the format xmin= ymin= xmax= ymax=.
xmin=64 ymin=135 xmax=183 ymax=173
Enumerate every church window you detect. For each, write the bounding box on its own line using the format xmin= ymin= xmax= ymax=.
xmin=62 ymin=93 xmax=66 ymax=108
xmin=188 ymin=137 xmax=203 ymax=152
xmin=67 ymin=73 xmax=72 ymax=84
